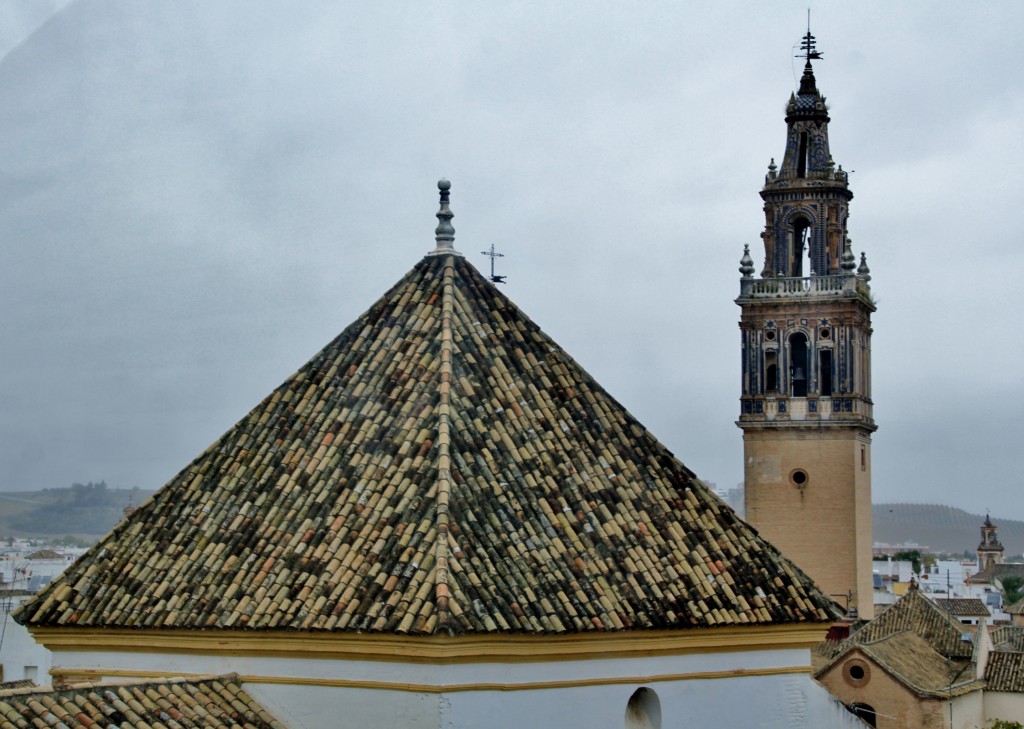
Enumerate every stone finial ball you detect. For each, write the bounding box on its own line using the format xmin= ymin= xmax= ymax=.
xmin=438 ymin=179 xmax=451 ymax=191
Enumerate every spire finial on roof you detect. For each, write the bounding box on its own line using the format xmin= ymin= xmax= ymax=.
xmin=796 ymin=11 xmax=822 ymax=96
xmin=429 ymin=178 xmax=462 ymax=257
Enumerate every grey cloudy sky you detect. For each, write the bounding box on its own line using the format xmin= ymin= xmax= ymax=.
xmin=1 ymin=2 xmax=1022 ymax=521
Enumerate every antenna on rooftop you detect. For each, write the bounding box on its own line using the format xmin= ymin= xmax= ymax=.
xmin=481 ymin=243 xmax=506 ymax=284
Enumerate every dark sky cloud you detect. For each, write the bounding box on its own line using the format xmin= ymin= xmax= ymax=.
xmin=1 ymin=1 xmax=1021 ymax=521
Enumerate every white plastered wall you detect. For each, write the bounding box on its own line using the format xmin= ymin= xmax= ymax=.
xmin=50 ymin=646 xmax=867 ymax=728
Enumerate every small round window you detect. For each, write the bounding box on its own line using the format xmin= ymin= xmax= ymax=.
xmin=819 ymin=327 xmax=831 ymax=339
xmin=843 ymin=659 xmax=870 ymax=687
xmin=790 ymin=469 xmax=809 ymax=488
xmin=765 ymin=330 xmax=776 ymax=341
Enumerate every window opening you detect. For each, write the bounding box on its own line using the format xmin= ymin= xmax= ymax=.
xmin=819 ymin=350 xmax=833 ymax=397
xmin=625 ymin=687 xmax=661 ymax=729
xmin=765 ymin=351 xmax=778 ymax=393
xmin=797 ymin=132 xmax=808 ymax=178
xmin=848 ymin=704 xmax=876 ymax=728
xmin=789 ymin=333 xmax=808 ymax=397
xmin=791 ymin=219 xmax=811 ymax=276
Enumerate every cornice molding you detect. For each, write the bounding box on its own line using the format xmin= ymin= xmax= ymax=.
xmin=51 ymin=664 xmax=814 ymax=693
xmin=32 ymin=624 xmax=827 ymax=664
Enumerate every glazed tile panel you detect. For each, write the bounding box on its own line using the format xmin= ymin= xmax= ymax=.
xmin=17 ymin=254 xmax=835 ymax=632
xmin=0 ymin=675 xmax=283 ymax=729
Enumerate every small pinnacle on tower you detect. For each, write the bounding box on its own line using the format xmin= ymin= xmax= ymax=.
xmin=857 ymin=252 xmax=871 ymax=282
xmin=739 ymin=244 xmax=755 ymax=278
xmin=841 ymin=239 xmax=857 ymax=273
xmin=429 ymin=178 xmax=462 ymax=257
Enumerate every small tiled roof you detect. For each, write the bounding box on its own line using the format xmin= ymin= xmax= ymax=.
xmin=1006 ymin=597 xmax=1024 ymax=616
xmin=992 ymin=626 xmax=1024 ymax=652
xmin=966 ymin=563 xmax=1024 ymax=585
xmin=0 ymin=674 xmax=283 ymax=728
xmin=841 ymin=586 xmax=974 ymax=659
xmin=933 ymin=598 xmax=990 ymax=617
xmin=0 ymin=680 xmax=35 ymax=691
xmin=17 ymin=253 xmax=837 ymax=635
xmin=985 ymin=652 xmax=1024 ymax=693
xmin=854 ymin=632 xmax=981 ymax=698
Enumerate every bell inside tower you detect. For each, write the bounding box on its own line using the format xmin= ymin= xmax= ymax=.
xmin=791 ymin=218 xmax=812 ymax=277
xmin=789 ymin=332 xmax=808 ymax=397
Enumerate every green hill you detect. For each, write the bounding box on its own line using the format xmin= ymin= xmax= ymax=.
xmin=874 ymin=503 xmax=1024 ymax=558
xmin=0 ymin=482 xmax=153 ymax=539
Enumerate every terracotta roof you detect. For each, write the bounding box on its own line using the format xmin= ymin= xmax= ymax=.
xmin=841 ymin=586 xmax=974 ymax=659
xmin=0 ymin=681 xmax=35 ymax=691
xmin=933 ymin=598 xmax=990 ymax=617
xmin=26 ymin=549 xmax=62 ymax=560
xmin=16 ymin=253 xmax=837 ymax=634
xmin=1006 ymin=597 xmax=1024 ymax=616
xmin=992 ymin=626 xmax=1024 ymax=652
xmin=854 ymin=632 xmax=981 ymax=698
xmin=966 ymin=563 xmax=1024 ymax=584
xmin=0 ymin=674 xmax=283 ymax=728
xmin=985 ymin=651 xmax=1024 ymax=693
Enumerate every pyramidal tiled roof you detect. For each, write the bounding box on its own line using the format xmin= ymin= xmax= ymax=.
xmin=0 ymin=674 xmax=283 ymax=728
xmin=17 ymin=243 xmax=837 ymax=635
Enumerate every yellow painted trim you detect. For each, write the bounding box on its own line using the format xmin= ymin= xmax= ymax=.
xmin=50 ymin=665 xmax=812 ymax=693
xmin=31 ymin=624 xmax=827 ymax=664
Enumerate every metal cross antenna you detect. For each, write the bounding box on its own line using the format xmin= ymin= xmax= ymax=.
xmin=798 ymin=9 xmax=822 ymax=62
xmin=481 ymin=243 xmax=506 ymax=284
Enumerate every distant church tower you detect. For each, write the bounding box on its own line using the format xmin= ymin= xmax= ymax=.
xmin=978 ymin=514 xmax=1005 ymax=571
xmin=736 ymin=28 xmax=876 ymax=619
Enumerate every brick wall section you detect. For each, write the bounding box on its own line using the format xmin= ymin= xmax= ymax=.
xmin=744 ymin=426 xmax=874 ymax=619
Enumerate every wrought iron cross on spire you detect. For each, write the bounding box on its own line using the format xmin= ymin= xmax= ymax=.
xmin=481 ymin=244 xmax=506 ymax=284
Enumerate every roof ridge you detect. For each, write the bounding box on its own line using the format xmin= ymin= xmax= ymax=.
xmin=433 ymin=256 xmax=457 ymax=632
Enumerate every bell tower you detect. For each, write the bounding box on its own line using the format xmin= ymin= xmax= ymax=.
xmin=977 ymin=514 xmax=1005 ymax=571
xmin=736 ymin=27 xmax=876 ymax=619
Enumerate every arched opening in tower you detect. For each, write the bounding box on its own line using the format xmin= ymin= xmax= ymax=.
xmin=764 ymin=351 xmax=778 ymax=393
xmin=789 ymin=333 xmax=808 ymax=397
xmin=819 ymin=349 xmax=833 ymax=397
xmin=790 ymin=217 xmax=812 ymax=277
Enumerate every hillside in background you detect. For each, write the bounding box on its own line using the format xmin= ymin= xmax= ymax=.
xmin=0 ymin=482 xmax=153 ymax=539
xmin=874 ymin=503 xmax=1024 ymax=557
xmin=0 ymin=487 xmax=1017 ymax=556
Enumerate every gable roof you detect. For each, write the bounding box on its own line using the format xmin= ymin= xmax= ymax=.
xmin=17 ymin=251 xmax=837 ymax=635
xmin=852 ymin=632 xmax=982 ymax=698
xmin=966 ymin=563 xmax=1024 ymax=585
xmin=0 ymin=674 xmax=283 ymax=728
xmin=840 ymin=585 xmax=974 ymax=659
xmin=933 ymin=598 xmax=990 ymax=617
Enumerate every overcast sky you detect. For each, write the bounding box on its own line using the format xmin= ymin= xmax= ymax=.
xmin=1 ymin=2 xmax=1021 ymax=522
